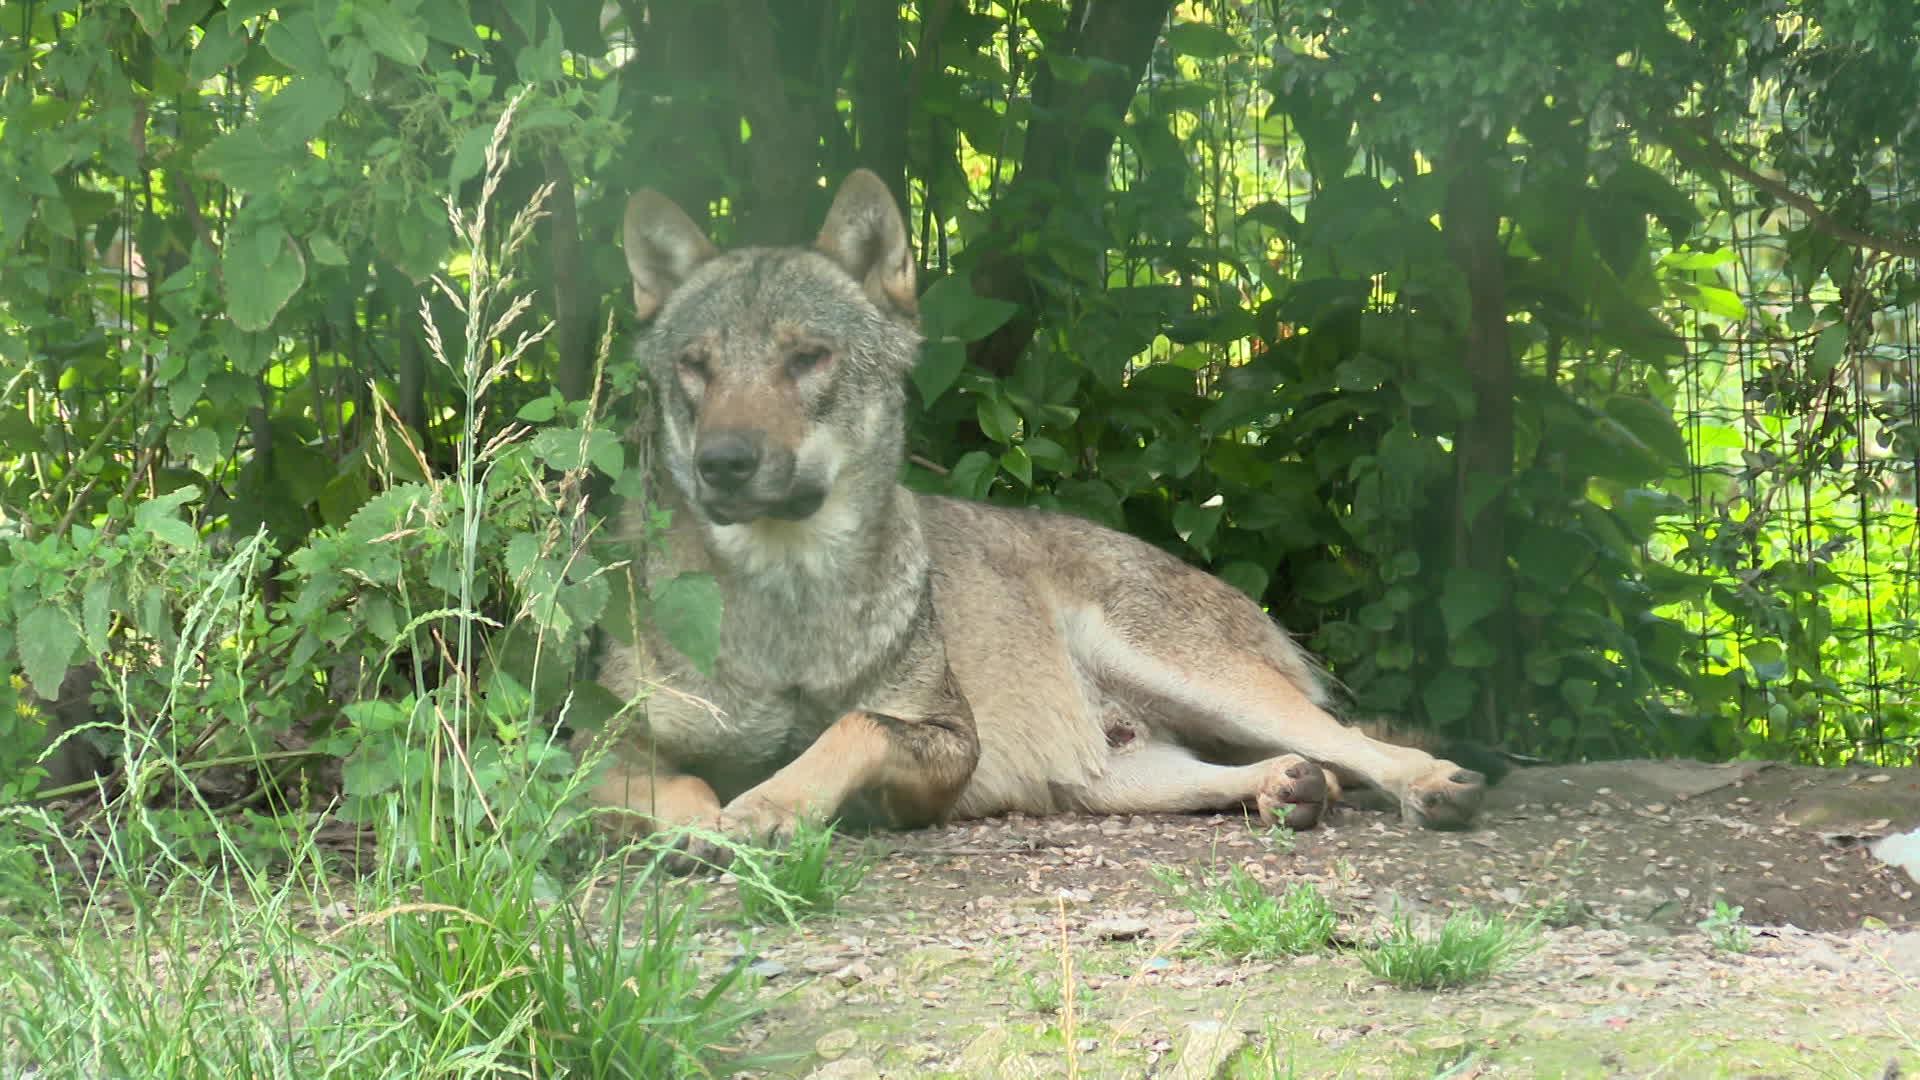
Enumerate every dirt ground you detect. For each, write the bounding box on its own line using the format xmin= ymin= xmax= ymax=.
xmin=705 ymin=760 xmax=1920 ymax=1079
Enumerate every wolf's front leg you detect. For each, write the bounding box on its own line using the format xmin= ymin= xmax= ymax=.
xmin=719 ymin=702 xmax=979 ymax=842
xmin=583 ymin=753 xmax=724 ymax=834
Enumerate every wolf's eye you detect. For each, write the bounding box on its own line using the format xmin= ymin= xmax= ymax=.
xmin=786 ymin=345 xmax=832 ymax=378
xmin=676 ymin=353 xmax=710 ymax=382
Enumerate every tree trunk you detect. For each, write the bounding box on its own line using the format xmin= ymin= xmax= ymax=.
xmin=968 ymin=0 xmax=1176 ymax=376
xmin=545 ymin=151 xmax=593 ymax=402
xmin=726 ymin=0 xmax=832 ymax=245
xmin=1443 ymin=153 xmax=1515 ymax=745
xmin=850 ymin=0 xmax=908 ymax=206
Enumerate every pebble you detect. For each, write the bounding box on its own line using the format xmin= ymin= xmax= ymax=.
xmin=1165 ymin=1020 xmax=1248 ymax=1080
xmin=802 ymin=953 xmax=848 ymax=975
xmin=802 ymin=1058 xmax=880 ymax=1080
xmin=814 ymin=1028 xmax=859 ymax=1060
xmin=1087 ymin=916 xmax=1151 ymax=940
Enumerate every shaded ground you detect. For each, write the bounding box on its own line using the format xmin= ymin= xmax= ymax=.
xmin=704 ymin=760 xmax=1920 ymax=1078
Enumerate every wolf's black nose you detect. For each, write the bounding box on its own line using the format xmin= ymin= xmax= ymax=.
xmin=696 ymin=433 xmax=762 ymax=492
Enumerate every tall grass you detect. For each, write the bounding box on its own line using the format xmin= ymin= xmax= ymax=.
xmin=0 ymin=94 xmax=763 ymax=1079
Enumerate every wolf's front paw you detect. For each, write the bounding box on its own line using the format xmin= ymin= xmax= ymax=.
xmin=1399 ymin=763 xmax=1485 ymax=830
xmin=718 ymin=792 xmax=803 ymax=847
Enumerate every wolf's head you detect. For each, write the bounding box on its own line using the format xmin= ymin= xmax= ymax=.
xmin=622 ymin=170 xmax=921 ymax=529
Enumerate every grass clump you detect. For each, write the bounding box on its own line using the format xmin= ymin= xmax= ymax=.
xmin=1697 ymin=898 xmax=1753 ymax=953
xmin=732 ymin=816 xmax=875 ymax=925
xmin=1359 ymin=907 xmax=1539 ymax=990
xmin=1017 ymin=970 xmax=1064 ymax=1015
xmin=1156 ymin=864 xmax=1336 ymax=960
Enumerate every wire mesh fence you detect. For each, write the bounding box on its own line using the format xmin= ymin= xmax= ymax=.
xmin=1108 ymin=5 xmax=1920 ymax=763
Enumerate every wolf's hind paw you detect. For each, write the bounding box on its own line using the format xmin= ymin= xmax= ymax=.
xmin=1401 ymin=765 xmax=1485 ymax=830
xmin=1255 ymin=753 xmax=1332 ymax=831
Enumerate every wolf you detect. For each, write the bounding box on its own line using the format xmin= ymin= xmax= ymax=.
xmin=579 ymin=170 xmax=1486 ymax=847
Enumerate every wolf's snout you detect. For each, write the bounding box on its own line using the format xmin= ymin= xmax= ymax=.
xmin=696 ymin=432 xmax=764 ymax=493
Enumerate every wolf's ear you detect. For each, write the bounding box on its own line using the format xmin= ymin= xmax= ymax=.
xmin=816 ymin=169 xmax=917 ymax=318
xmin=624 ymin=191 xmax=717 ymax=321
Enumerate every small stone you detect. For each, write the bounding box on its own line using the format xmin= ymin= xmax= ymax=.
xmin=1165 ymin=1020 xmax=1248 ymax=1080
xmin=833 ymin=960 xmax=874 ymax=985
xmin=747 ymin=958 xmax=789 ymax=980
xmin=1087 ymin=916 xmax=1151 ymax=941
xmin=802 ymin=954 xmax=848 ymax=975
xmin=803 ymin=1058 xmax=881 ymax=1080
xmin=814 ymin=1028 xmax=859 ymax=1061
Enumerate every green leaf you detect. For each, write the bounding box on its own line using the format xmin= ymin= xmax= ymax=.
xmin=1744 ymin=641 xmax=1787 ymax=682
xmin=259 ymin=76 xmax=346 ymax=146
xmin=224 ymin=222 xmax=307 ymax=332
xmin=1421 ymin=670 xmax=1477 ymax=726
xmin=1165 ymin=22 xmax=1239 ymax=58
xmin=361 ymin=592 xmax=401 ymax=644
xmin=1297 ymin=561 xmax=1361 ymax=604
xmin=1602 ymin=395 xmax=1688 ymax=469
xmin=516 ymin=396 xmax=559 ymax=422
xmin=355 ymin=1 xmax=429 ymax=67
xmin=999 ymin=446 xmax=1033 ymax=488
xmin=1024 ymin=436 xmax=1072 ymax=473
xmin=342 ymin=751 xmax=400 ymax=797
xmin=976 ymin=395 xmax=1019 ymax=444
xmin=1357 ymin=602 xmax=1397 ymax=632
xmin=18 ymin=605 xmax=78 ymax=700
xmin=198 ymin=128 xmax=293 ymax=193
xmin=134 ymin=484 xmax=203 ymax=549
xmin=1560 ymin=677 xmax=1598 ymax=714
xmin=920 ymin=276 xmax=1019 ymax=343
xmin=419 ymin=0 xmax=486 ymax=50
xmin=1661 ymin=248 xmax=1734 ymax=271
xmin=448 ymin=125 xmax=492 ymax=188
xmin=1438 ymin=567 xmax=1503 ymax=639
xmin=1811 ymin=324 xmax=1847 ymax=379
xmin=530 ymin=428 xmax=624 ymax=478
xmin=307 ymin=231 xmax=349 ymax=266
xmin=1217 ymin=560 xmax=1269 ymax=602
xmin=265 ymin=11 xmax=332 ymax=74
xmin=81 ymin=580 xmax=112 ymax=654
xmin=1171 ymin=500 xmax=1225 ymax=557
xmin=912 ymin=340 xmax=967 ymax=406
xmin=504 ymin=532 xmax=542 ymax=583
xmin=585 ymin=429 xmax=625 ymax=479
xmin=1674 ymin=282 xmax=1746 ymax=320
xmin=948 ymin=450 xmax=997 ymax=500
xmin=189 ymin=18 xmax=252 ymax=81
xmin=652 ymin=572 xmax=723 ymax=678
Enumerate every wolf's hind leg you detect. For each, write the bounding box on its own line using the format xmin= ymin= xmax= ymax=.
xmin=1070 ymin=741 xmax=1335 ymax=830
xmin=1073 ymin=609 xmax=1484 ymax=829
xmin=1160 ymin=654 xmax=1483 ymax=829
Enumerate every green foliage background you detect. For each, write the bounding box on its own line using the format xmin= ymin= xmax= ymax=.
xmin=2 ymin=0 xmax=1917 ymax=806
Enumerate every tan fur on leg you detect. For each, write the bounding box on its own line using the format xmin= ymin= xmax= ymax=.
xmin=586 ymin=762 xmax=722 ymax=833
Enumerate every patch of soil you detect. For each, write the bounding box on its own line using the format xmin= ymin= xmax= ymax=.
xmin=706 ymin=761 xmax=1920 ymax=1078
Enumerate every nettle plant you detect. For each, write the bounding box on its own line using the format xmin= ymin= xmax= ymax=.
xmin=0 ymin=102 xmax=724 ymax=862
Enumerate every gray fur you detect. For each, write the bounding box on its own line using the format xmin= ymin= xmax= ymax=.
xmin=582 ymin=170 xmax=1485 ymax=840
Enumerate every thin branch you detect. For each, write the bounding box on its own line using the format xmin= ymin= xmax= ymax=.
xmin=1660 ymin=124 xmax=1920 ymax=261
